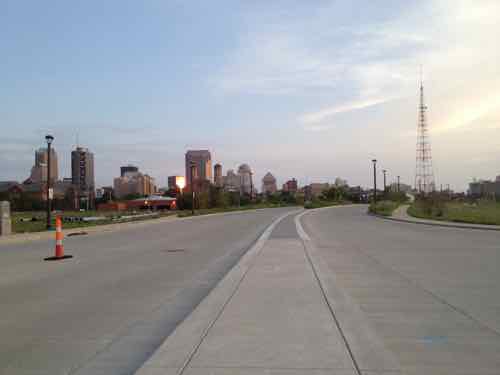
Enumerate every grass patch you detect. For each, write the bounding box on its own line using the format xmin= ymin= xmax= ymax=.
xmin=408 ymin=200 xmax=500 ymax=225
xmin=303 ymin=200 xmax=343 ymax=209
xmin=368 ymin=200 xmax=400 ymax=216
xmin=11 ymin=210 xmax=175 ymax=233
xmin=177 ymin=203 xmax=295 ymax=217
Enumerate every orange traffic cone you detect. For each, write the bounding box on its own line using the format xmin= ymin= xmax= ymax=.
xmin=44 ymin=216 xmax=73 ymax=261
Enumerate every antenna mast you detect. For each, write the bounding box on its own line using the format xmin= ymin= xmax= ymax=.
xmin=414 ymin=68 xmax=435 ymax=194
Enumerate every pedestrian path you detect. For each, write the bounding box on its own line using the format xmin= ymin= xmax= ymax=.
xmin=136 ymin=211 xmax=363 ymax=374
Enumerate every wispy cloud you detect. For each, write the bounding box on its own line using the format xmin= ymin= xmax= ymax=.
xmin=299 ymin=97 xmax=392 ymax=126
xmin=433 ymin=90 xmax=500 ymax=134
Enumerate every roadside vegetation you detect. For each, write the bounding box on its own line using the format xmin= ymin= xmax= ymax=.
xmin=368 ymin=191 xmax=409 ymax=216
xmin=177 ymin=202 xmax=293 ymax=217
xmin=303 ymin=185 xmax=362 ymax=209
xmin=8 ymin=184 xmax=370 ymax=233
xmin=176 ymin=188 xmax=302 ymax=217
xmin=368 ymin=201 xmax=400 ymax=216
xmin=304 ymin=200 xmax=342 ymax=209
xmin=408 ymin=198 xmax=500 ymax=225
xmin=11 ymin=210 xmax=175 ymax=234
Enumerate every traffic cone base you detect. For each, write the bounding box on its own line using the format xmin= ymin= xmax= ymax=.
xmin=44 ymin=255 xmax=73 ymax=261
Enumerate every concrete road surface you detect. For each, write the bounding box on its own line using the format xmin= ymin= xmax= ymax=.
xmin=0 ymin=208 xmax=296 ymax=375
xmin=302 ymin=205 xmax=500 ymax=375
xmin=137 ymin=205 xmax=500 ymax=375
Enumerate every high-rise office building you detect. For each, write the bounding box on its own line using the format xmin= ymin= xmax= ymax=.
xmin=120 ymin=165 xmax=139 ymax=177
xmin=282 ymin=178 xmax=298 ymax=193
xmin=223 ymin=169 xmax=241 ymax=192
xmin=237 ymin=164 xmax=253 ymax=195
xmin=262 ymin=172 xmax=277 ymax=195
xmin=185 ymin=150 xmax=212 ymax=189
xmin=214 ymin=164 xmax=223 ymax=187
xmin=29 ymin=147 xmax=58 ymax=184
xmin=71 ymin=147 xmax=95 ymax=208
xmin=168 ymin=176 xmax=186 ymax=190
xmin=114 ymin=169 xmax=156 ymax=199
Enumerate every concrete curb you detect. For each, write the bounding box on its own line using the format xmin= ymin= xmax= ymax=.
xmin=134 ymin=209 xmax=301 ymax=375
xmin=373 ymin=206 xmax=500 ymax=232
xmin=295 ymin=209 xmax=402 ymax=373
xmin=380 ymin=215 xmax=500 ymax=231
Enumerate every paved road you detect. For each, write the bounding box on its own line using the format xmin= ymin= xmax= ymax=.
xmin=302 ymin=205 xmax=500 ymax=374
xmin=0 ymin=208 xmax=295 ymax=375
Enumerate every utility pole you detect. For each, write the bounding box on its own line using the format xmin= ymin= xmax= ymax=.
xmin=45 ymin=135 xmax=54 ymax=230
xmin=250 ymin=171 xmax=254 ymax=201
xmin=397 ymin=176 xmax=401 ymax=193
xmin=372 ymin=159 xmax=377 ymax=206
xmin=382 ymin=169 xmax=387 ymax=195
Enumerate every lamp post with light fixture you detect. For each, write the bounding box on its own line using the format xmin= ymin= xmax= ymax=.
xmin=190 ymin=163 xmax=196 ymax=215
xmin=382 ymin=169 xmax=387 ymax=196
xmin=45 ymin=135 xmax=54 ymax=230
xmin=372 ymin=159 xmax=377 ymax=208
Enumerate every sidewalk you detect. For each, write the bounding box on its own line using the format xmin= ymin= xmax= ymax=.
xmin=386 ymin=205 xmax=500 ymax=231
xmin=136 ymin=211 xmax=399 ymax=375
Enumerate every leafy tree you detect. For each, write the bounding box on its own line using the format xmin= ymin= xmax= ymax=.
xmin=123 ymin=193 xmax=142 ymax=200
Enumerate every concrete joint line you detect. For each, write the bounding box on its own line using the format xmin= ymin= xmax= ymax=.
xmin=295 ymin=210 xmax=362 ymax=375
xmin=295 ymin=209 xmax=402 ymax=374
xmin=135 ymin=209 xmax=301 ymax=375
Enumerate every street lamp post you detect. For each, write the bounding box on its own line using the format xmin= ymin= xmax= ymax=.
xmin=249 ymin=171 xmax=254 ymax=201
xmin=372 ymin=159 xmax=377 ymax=207
xmin=382 ymin=169 xmax=387 ymax=196
xmin=397 ymin=176 xmax=401 ymax=193
xmin=190 ymin=163 xmax=196 ymax=215
xmin=45 ymin=135 xmax=54 ymax=230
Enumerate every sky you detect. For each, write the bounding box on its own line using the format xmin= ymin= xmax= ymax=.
xmin=1 ymin=0 xmax=499 ymax=192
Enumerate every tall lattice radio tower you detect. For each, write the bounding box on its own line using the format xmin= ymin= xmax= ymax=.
xmin=414 ymin=74 xmax=435 ymax=194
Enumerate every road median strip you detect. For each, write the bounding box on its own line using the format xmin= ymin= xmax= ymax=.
xmin=135 ymin=209 xmax=299 ymax=374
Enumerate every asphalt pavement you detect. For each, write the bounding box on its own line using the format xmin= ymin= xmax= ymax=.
xmin=0 ymin=207 xmax=296 ymax=375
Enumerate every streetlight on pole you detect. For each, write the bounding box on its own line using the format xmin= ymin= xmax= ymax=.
xmin=372 ymin=159 xmax=377 ymax=207
xmin=190 ymin=163 xmax=196 ymax=215
xmin=382 ymin=169 xmax=387 ymax=196
xmin=45 ymin=135 xmax=54 ymax=230
xmin=249 ymin=171 xmax=254 ymax=201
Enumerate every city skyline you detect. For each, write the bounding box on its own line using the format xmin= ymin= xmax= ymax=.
xmin=1 ymin=1 xmax=499 ymax=191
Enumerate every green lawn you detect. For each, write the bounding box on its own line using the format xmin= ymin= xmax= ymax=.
xmin=11 ymin=210 xmax=175 ymax=233
xmin=368 ymin=200 xmax=400 ymax=216
xmin=303 ymin=200 xmax=343 ymax=209
xmin=408 ymin=200 xmax=500 ymax=225
xmin=176 ymin=203 xmax=296 ymax=217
